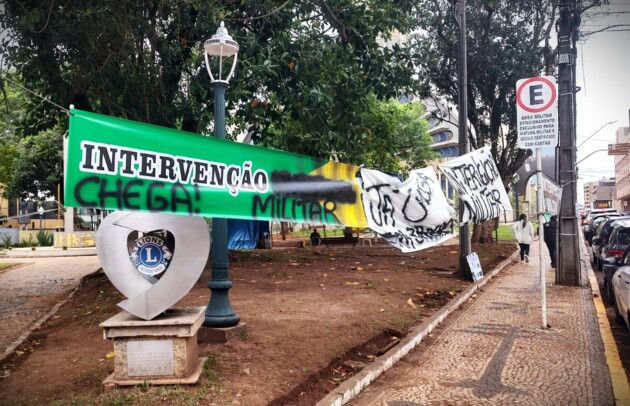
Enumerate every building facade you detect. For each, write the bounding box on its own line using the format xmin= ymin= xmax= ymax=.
xmin=583 ymin=181 xmax=596 ymax=209
xmin=421 ymin=97 xmax=460 ymax=203
xmin=592 ymin=179 xmax=616 ymax=209
xmin=614 ymin=125 xmax=630 ymax=212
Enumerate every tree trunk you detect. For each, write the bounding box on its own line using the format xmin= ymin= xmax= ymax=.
xmin=471 ymin=218 xmax=498 ymax=243
xmin=280 ymin=222 xmax=289 ymax=240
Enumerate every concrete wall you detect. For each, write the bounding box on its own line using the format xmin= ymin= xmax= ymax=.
xmin=0 ymin=228 xmax=19 ymax=245
xmin=0 ymin=229 xmax=96 ymax=248
xmin=53 ymin=231 xmax=96 ymax=248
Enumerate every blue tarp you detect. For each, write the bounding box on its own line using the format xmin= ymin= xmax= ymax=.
xmin=228 ymin=220 xmax=270 ymax=250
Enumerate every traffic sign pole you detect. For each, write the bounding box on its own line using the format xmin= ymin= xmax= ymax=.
xmin=516 ymin=76 xmax=558 ymax=328
xmin=536 ymin=148 xmax=547 ymax=329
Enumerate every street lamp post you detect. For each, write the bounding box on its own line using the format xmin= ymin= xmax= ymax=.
xmin=38 ymin=205 xmax=44 ymax=234
xmin=454 ymin=0 xmax=471 ymax=278
xmin=576 ymin=120 xmax=617 ymax=149
xmin=203 ymin=22 xmax=240 ymax=328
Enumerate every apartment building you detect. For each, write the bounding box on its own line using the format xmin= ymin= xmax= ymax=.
xmin=583 ymin=181 xmax=596 ymax=209
xmin=614 ymin=124 xmax=630 ymax=211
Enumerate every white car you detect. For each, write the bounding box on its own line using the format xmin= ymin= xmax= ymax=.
xmin=612 ymin=247 xmax=630 ymax=330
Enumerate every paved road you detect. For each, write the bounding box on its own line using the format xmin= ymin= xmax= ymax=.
xmin=350 ymin=241 xmax=627 ymax=405
xmin=0 ymin=256 xmax=100 ymax=356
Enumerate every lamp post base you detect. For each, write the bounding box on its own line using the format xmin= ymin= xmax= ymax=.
xmin=204 ymin=218 xmax=240 ymax=328
xmin=198 ymin=322 xmax=247 ymax=343
xmin=204 ymin=291 xmax=240 ymax=327
xmin=203 ymin=315 xmax=241 ymax=328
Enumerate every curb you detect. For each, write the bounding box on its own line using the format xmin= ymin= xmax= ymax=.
xmin=2 ymin=248 xmax=97 ymax=258
xmin=0 ymin=269 xmax=101 ymax=364
xmin=316 ymin=249 xmax=520 ymax=406
xmin=581 ymin=238 xmax=630 ymax=405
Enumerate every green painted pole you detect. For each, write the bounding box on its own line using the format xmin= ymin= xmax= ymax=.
xmin=204 ymin=81 xmax=240 ymax=327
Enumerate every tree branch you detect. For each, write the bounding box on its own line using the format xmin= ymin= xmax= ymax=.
xmin=316 ymin=0 xmax=349 ymax=44
xmin=231 ymin=0 xmax=292 ymax=22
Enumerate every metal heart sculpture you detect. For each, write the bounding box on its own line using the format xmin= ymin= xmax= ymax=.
xmin=96 ymin=211 xmax=210 ymax=320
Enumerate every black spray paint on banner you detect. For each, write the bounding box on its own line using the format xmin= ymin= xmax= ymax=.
xmin=438 ymin=146 xmax=512 ymax=225
xmin=360 ymin=167 xmax=455 ymax=253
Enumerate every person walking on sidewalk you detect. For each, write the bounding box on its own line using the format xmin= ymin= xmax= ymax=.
xmin=543 ymin=215 xmax=557 ymax=268
xmin=512 ymin=213 xmax=534 ymax=263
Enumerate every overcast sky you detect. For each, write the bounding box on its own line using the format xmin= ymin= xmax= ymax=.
xmin=575 ymin=1 xmax=630 ymax=204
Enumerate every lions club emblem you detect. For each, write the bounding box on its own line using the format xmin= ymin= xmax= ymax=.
xmin=130 ymin=234 xmax=173 ymax=276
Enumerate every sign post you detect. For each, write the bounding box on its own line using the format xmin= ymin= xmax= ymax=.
xmin=516 ymin=76 xmax=558 ymax=329
xmin=608 ymin=143 xmax=630 ymax=156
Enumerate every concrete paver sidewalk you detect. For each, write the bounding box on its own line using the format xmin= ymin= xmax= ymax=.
xmin=0 ymin=255 xmax=100 ymax=360
xmin=350 ymin=241 xmax=626 ymax=405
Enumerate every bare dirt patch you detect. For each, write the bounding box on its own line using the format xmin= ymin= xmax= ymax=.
xmin=0 ymin=241 xmax=515 ymax=406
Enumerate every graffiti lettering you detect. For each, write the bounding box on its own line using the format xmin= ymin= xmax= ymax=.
xmin=380 ymin=219 xmax=454 ymax=251
xmin=363 ymin=183 xmax=397 ymax=228
xmin=360 ymin=168 xmax=455 ymax=253
xmin=445 ymin=154 xmax=500 ymax=194
xmin=439 ymin=147 xmax=511 ymax=225
xmin=252 ymin=194 xmax=339 ymax=224
xmin=73 ymin=176 xmax=200 ymax=214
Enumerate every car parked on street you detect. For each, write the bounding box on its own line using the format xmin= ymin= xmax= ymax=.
xmin=584 ymin=211 xmax=621 ymax=246
xmin=603 ymin=224 xmax=630 ymax=304
xmin=611 ymin=246 xmax=630 ymax=331
xmin=591 ymin=217 xmax=630 ymax=271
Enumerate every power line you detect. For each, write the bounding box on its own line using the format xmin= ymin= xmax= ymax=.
xmin=1 ymin=75 xmax=72 ymax=116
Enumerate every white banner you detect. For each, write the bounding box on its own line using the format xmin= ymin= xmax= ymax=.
xmin=543 ymin=175 xmax=561 ymax=215
xmin=360 ymin=167 xmax=455 ymax=253
xmin=438 ymin=146 xmax=512 ymax=225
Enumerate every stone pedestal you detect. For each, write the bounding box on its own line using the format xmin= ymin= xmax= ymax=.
xmin=198 ymin=322 xmax=248 ymax=344
xmin=100 ymin=306 xmax=206 ymax=386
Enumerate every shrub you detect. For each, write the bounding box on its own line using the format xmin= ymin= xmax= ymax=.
xmin=36 ymin=230 xmax=54 ymax=246
xmin=0 ymin=232 xmax=12 ymax=248
xmin=25 ymin=234 xmax=38 ymax=247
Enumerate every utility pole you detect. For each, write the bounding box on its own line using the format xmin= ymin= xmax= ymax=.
xmin=556 ymin=0 xmax=581 ymax=286
xmin=455 ymin=0 xmax=471 ymax=278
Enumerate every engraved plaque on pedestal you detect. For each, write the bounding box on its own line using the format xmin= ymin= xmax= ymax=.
xmin=100 ymin=307 xmax=206 ymax=386
xmin=127 ymin=339 xmax=174 ymax=377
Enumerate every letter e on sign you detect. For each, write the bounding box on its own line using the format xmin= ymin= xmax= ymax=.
xmin=516 ymin=76 xmax=558 ymax=149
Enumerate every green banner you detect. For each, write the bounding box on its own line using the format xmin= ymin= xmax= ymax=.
xmin=65 ymin=109 xmax=368 ymax=227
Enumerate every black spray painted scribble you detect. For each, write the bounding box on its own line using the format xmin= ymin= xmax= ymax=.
xmin=251 ymin=170 xmax=358 ymax=225
xmin=407 ymin=170 xmax=433 ymax=204
xmin=380 ymin=219 xmax=454 ymax=251
xmin=401 ymin=171 xmax=434 ymax=223
xmin=270 ymin=170 xmax=357 ymax=203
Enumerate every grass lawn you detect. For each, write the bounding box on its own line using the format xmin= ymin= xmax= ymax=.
xmin=496 ymin=224 xmax=516 ymax=242
xmin=0 ymin=263 xmax=12 ymax=270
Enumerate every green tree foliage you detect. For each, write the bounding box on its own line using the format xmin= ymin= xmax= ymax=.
xmin=0 ymin=0 xmax=426 ymax=168
xmin=8 ymin=127 xmax=64 ymax=199
xmin=0 ymin=72 xmax=26 ymax=198
xmin=409 ymin=0 xmax=560 ymax=243
xmin=409 ymin=0 xmax=558 ymax=187
xmin=0 ymin=72 xmax=63 ymax=200
xmin=264 ymin=95 xmax=436 ymax=173
xmin=359 ymin=98 xmax=436 ymax=173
